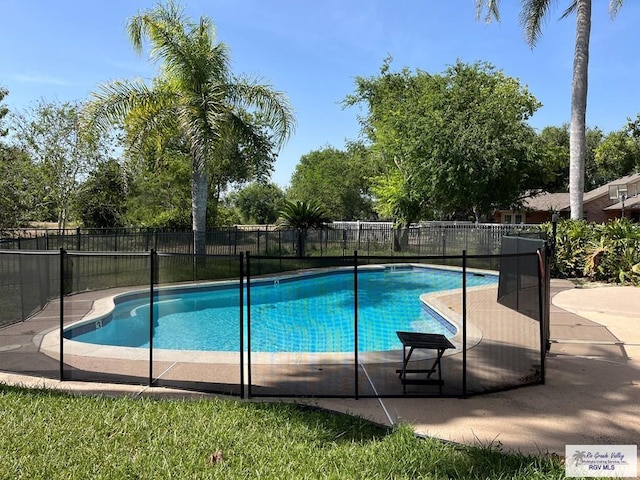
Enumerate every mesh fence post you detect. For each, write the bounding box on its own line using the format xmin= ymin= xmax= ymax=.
xmin=246 ymin=251 xmax=252 ymax=399
xmin=18 ymin=253 xmax=26 ymax=321
xmin=239 ymin=252 xmax=245 ymax=399
xmin=537 ymin=248 xmax=546 ymax=385
xmin=462 ymin=249 xmax=467 ymax=398
xmin=149 ymin=249 xmax=156 ymax=387
xmin=59 ymin=248 xmax=65 ymax=381
xmin=354 ymin=251 xmax=359 ymax=400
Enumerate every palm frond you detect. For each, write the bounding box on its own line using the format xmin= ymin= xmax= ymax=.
xmin=125 ymin=94 xmax=181 ymax=156
xmin=519 ymin=0 xmax=555 ymax=47
xmin=88 ymin=79 xmax=176 ymax=132
xmin=127 ymin=0 xmax=184 ymax=55
xmin=180 ymin=112 xmax=212 ymax=171
xmin=127 ymin=0 xmax=227 ymax=95
xmin=476 ymin=0 xmax=501 ymax=22
xmin=559 ymin=1 xmax=578 ymax=20
xmin=276 ymin=200 xmax=329 ymax=231
xmin=221 ymin=109 xmax=277 ymax=179
xmin=609 ymin=0 xmax=624 ymax=19
xmin=127 ymin=14 xmax=146 ymax=56
xmin=227 ymin=78 xmax=296 ymax=149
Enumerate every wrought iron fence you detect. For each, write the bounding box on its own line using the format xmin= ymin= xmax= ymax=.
xmin=0 ymin=223 xmax=541 ymax=255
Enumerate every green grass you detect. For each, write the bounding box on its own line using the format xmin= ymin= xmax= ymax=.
xmin=0 ymin=385 xmax=570 ymax=480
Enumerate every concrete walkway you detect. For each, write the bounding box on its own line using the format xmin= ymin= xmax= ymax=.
xmin=1 ymin=279 xmax=639 ymax=471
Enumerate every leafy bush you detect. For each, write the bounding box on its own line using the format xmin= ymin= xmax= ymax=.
xmin=584 ymin=219 xmax=640 ymax=283
xmin=544 ymin=218 xmax=640 ymax=284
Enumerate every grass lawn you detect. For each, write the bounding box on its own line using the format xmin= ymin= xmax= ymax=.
xmin=0 ymin=385 xmax=570 ymax=479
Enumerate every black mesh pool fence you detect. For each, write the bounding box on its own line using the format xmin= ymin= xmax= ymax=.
xmin=1 ymin=245 xmax=549 ymax=398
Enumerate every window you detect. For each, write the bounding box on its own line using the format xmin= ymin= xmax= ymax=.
xmin=502 ymin=212 xmax=524 ymax=224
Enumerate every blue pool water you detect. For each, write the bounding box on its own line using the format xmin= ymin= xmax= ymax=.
xmin=68 ymin=266 xmax=496 ymax=353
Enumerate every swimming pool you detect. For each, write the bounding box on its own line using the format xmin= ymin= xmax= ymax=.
xmin=66 ymin=265 xmax=496 ymax=353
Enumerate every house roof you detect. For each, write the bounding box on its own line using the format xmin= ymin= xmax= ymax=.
xmin=603 ymin=196 xmax=640 ymax=211
xmin=523 ymin=192 xmax=570 ymax=212
xmin=521 ymin=172 xmax=640 ymax=213
xmin=583 ymin=172 xmax=640 ymax=203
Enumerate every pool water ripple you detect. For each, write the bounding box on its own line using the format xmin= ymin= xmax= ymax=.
xmin=68 ymin=266 xmax=495 ymax=353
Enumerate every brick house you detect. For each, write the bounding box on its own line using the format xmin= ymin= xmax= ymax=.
xmin=494 ymin=173 xmax=640 ymax=224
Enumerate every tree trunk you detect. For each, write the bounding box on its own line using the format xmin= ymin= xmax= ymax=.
xmin=393 ymin=226 xmax=410 ymax=252
xmin=569 ymin=0 xmax=591 ymax=220
xmin=192 ymin=165 xmax=208 ymax=257
xmin=295 ymin=228 xmax=307 ymax=258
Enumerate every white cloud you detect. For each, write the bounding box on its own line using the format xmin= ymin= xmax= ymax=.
xmin=13 ymin=74 xmax=81 ymax=87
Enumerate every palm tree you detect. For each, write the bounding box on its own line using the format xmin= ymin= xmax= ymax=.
xmin=89 ymin=0 xmax=294 ymax=256
xmin=476 ymin=0 xmax=624 ymax=220
xmin=276 ymin=200 xmax=330 ymax=257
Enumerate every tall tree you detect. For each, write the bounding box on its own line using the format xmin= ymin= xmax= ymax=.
xmin=537 ymin=125 xmax=571 ymax=192
xmin=11 ymin=100 xmax=113 ymax=229
xmin=75 ymin=159 xmax=128 ymax=228
xmin=89 ymin=0 xmax=294 ymax=256
xmin=477 ymin=0 xmax=626 ymax=220
xmin=233 ymin=182 xmax=285 ymax=224
xmin=537 ymin=124 xmax=604 ymax=192
xmin=0 ymin=88 xmax=39 ymax=228
xmin=593 ymin=123 xmax=640 ymax=185
xmin=345 ymin=59 xmax=541 ymax=226
xmin=287 ymin=145 xmax=377 ymax=221
xmin=0 ymin=145 xmax=38 ymax=228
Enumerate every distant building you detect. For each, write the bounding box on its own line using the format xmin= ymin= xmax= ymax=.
xmin=494 ymin=173 xmax=640 ymax=224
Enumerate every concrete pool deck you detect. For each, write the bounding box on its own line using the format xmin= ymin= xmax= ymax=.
xmin=1 ymin=279 xmax=639 ymax=470
xmin=313 ymin=281 xmax=640 ymax=462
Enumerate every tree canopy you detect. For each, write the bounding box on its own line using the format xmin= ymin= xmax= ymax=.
xmin=75 ymin=159 xmax=128 ymax=228
xmin=0 ymin=89 xmax=38 ymax=228
xmin=345 ymin=59 xmax=542 ymax=224
xmin=287 ymin=144 xmax=377 ymax=221
xmin=593 ymin=117 xmax=640 ymax=186
xmin=11 ymin=100 xmax=113 ymax=229
xmin=536 ymin=124 xmax=607 ymax=192
xmin=0 ymin=145 xmax=38 ymax=228
xmin=233 ymin=182 xmax=285 ymax=225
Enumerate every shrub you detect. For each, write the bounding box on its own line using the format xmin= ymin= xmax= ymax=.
xmin=545 ymin=218 xmax=640 ymax=284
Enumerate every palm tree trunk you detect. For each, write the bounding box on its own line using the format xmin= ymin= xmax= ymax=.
xmin=192 ymin=165 xmax=208 ymax=257
xmin=569 ymin=0 xmax=591 ymax=220
xmin=295 ymin=229 xmax=307 ymax=258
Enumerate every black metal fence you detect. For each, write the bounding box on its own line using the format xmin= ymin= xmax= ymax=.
xmin=0 ymin=245 xmax=550 ymax=399
xmin=0 ymin=223 xmax=540 ymax=256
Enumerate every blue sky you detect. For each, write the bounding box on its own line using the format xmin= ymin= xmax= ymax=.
xmin=2 ymin=0 xmax=640 ymax=188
